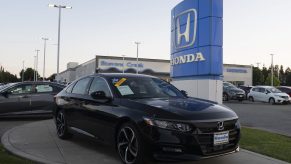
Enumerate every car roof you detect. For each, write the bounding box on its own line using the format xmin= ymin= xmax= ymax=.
xmin=254 ymin=86 xmax=275 ymax=89
xmin=278 ymin=86 xmax=291 ymax=89
xmin=91 ymin=73 xmax=158 ymax=79
xmin=7 ymin=81 xmax=65 ymax=87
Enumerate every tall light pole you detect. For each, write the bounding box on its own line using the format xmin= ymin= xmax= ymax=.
xmin=49 ymin=4 xmax=72 ymax=80
xmin=22 ymin=61 xmax=25 ymax=82
xmin=270 ymin=54 xmax=274 ymax=86
xmin=35 ymin=50 xmax=40 ymax=81
xmin=134 ymin=42 xmax=141 ymax=74
xmin=33 ymin=56 xmax=36 ymax=81
xmin=122 ymin=55 xmax=125 ymax=74
xmin=42 ymin=38 xmax=49 ymax=81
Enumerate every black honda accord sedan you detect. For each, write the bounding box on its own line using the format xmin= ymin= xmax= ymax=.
xmin=54 ymin=73 xmax=240 ymax=164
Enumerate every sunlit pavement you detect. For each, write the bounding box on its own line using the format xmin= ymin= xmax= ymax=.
xmin=1 ymin=120 xmax=288 ymax=164
xmin=224 ymin=101 xmax=291 ymax=136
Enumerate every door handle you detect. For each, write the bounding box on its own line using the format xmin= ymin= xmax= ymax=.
xmin=21 ymin=95 xmax=30 ymax=98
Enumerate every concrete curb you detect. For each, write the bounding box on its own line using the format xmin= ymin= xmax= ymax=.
xmin=241 ymin=149 xmax=290 ymax=164
xmin=1 ymin=123 xmax=65 ymax=164
xmin=1 ymin=121 xmax=290 ymax=164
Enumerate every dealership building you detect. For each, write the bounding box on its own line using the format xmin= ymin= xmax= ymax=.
xmin=56 ymin=55 xmax=253 ymax=86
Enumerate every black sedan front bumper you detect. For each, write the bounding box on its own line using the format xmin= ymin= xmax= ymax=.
xmin=141 ymin=119 xmax=241 ymax=161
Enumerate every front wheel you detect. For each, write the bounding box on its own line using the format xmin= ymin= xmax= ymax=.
xmin=117 ymin=123 xmax=147 ymax=164
xmin=249 ymin=96 xmax=254 ymax=102
xmin=269 ymin=98 xmax=275 ymax=105
xmin=56 ymin=110 xmax=72 ymax=139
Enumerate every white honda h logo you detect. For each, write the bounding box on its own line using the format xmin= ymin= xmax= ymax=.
xmin=175 ymin=9 xmax=197 ymax=49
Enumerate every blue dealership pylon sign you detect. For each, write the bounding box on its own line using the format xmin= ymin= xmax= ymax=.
xmin=171 ymin=0 xmax=223 ymax=103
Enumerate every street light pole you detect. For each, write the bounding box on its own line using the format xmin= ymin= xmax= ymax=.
xmin=122 ymin=55 xmax=125 ymax=74
xmin=134 ymin=42 xmax=141 ymax=74
xmin=33 ymin=56 xmax=36 ymax=81
xmin=49 ymin=4 xmax=72 ymax=80
xmin=35 ymin=50 xmax=40 ymax=81
xmin=22 ymin=61 xmax=25 ymax=82
xmin=270 ymin=54 xmax=274 ymax=86
xmin=42 ymin=38 xmax=49 ymax=81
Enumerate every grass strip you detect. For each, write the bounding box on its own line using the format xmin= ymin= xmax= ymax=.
xmin=0 ymin=144 xmax=34 ymax=164
xmin=240 ymin=127 xmax=291 ymax=163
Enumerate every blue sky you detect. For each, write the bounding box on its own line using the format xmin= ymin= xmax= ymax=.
xmin=1 ymin=0 xmax=291 ymax=77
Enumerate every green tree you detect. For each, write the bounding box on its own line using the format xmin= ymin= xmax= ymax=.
xmin=253 ymin=67 xmax=264 ymax=85
xmin=261 ymin=66 xmax=269 ymax=85
xmin=19 ymin=68 xmax=40 ymax=81
xmin=0 ymin=66 xmax=18 ymax=83
xmin=47 ymin=73 xmax=56 ymax=82
xmin=265 ymin=74 xmax=280 ymax=86
xmin=286 ymin=72 xmax=291 ymax=86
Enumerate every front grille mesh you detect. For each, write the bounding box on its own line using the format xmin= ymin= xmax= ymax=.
xmin=192 ymin=119 xmax=240 ymax=155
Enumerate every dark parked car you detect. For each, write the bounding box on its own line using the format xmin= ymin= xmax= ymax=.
xmin=223 ymin=82 xmax=245 ymax=101
xmin=0 ymin=81 xmax=65 ymax=117
xmin=238 ymin=85 xmax=253 ymax=99
xmin=277 ymin=86 xmax=291 ymax=97
xmin=54 ymin=73 xmax=240 ymax=163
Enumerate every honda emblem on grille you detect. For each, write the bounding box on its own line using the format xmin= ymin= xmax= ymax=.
xmin=217 ymin=121 xmax=224 ymax=131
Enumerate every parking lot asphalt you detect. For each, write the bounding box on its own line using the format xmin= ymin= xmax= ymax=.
xmin=224 ymin=101 xmax=291 ymax=136
xmin=2 ymin=119 xmax=289 ymax=164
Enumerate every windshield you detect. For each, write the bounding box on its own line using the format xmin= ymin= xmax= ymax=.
xmin=269 ymin=87 xmax=282 ymax=93
xmin=0 ymin=83 xmax=15 ymax=92
xmin=224 ymin=82 xmax=237 ymax=89
xmin=107 ymin=76 xmax=185 ymax=99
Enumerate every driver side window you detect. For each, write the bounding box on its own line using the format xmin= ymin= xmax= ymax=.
xmin=8 ymin=84 xmax=33 ymax=95
xmin=89 ymin=77 xmax=111 ymax=97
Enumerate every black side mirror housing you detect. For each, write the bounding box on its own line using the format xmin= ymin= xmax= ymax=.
xmin=181 ymin=90 xmax=188 ymax=97
xmin=90 ymin=91 xmax=112 ymax=103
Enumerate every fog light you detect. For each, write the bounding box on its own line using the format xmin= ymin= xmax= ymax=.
xmin=162 ymin=147 xmax=182 ymax=153
xmin=235 ymin=146 xmax=240 ymax=152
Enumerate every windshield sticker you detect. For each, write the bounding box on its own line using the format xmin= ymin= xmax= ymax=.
xmin=117 ymin=85 xmax=134 ymax=96
xmin=115 ymin=78 xmax=127 ymax=87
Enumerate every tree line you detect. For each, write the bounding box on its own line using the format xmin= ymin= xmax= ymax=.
xmin=0 ymin=66 xmax=55 ymax=83
xmin=253 ymin=65 xmax=291 ymax=86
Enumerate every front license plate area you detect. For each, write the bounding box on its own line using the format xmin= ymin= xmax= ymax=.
xmin=214 ymin=131 xmax=229 ymax=146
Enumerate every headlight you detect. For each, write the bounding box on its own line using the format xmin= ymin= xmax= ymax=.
xmin=229 ymin=91 xmax=236 ymax=95
xmin=235 ymin=120 xmax=241 ymax=129
xmin=144 ymin=118 xmax=192 ymax=132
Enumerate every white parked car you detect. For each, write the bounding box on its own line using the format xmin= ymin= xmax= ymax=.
xmin=248 ymin=86 xmax=290 ymax=104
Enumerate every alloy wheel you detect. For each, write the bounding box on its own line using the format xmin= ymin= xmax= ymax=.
xmin=56 ymin=112 xmax=65 ymax=136
xmin=117 ymin=126 xmax=139 ymax=164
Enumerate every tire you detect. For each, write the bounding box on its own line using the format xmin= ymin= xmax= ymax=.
xmin=116 ymin=123 xmax=147 ymax=164
xmin=269 ymin=98 xmax=275 ymax=105
xmin=56 ymin=110 xmax=72 ymax=139
xmin=249 ymin=96 xmax=254 ymax=102
xmin=223 ymin=93 xmax=229 ymax=101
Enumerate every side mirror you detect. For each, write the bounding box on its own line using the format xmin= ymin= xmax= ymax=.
xmin=90 ymin=91 xmax=111 ymax=103
xmin=181 ymin=90 xmax=188 ymax=97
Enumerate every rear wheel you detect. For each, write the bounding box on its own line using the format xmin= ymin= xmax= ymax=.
xmin=116 ymin=123 xmax=147 ymax=164
xmin=56 ymin=110 xmax=72 ymax=139
xmin=269 ymin=98 xmax=275 ymax=105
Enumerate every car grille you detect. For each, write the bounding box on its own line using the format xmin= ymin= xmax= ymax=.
xmin=280 ymin=96 xmax=289 ymax=100
xmin=192 ymin=119 xmax=240 ymax=155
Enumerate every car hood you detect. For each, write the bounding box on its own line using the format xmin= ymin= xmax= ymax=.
xmin=121 ymin=98 xmax=238 ymax=121
xmin=230 ymin=88 xmax=245 ymax=93
xmin=274 ymin=93 xmax=289 ymax=97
